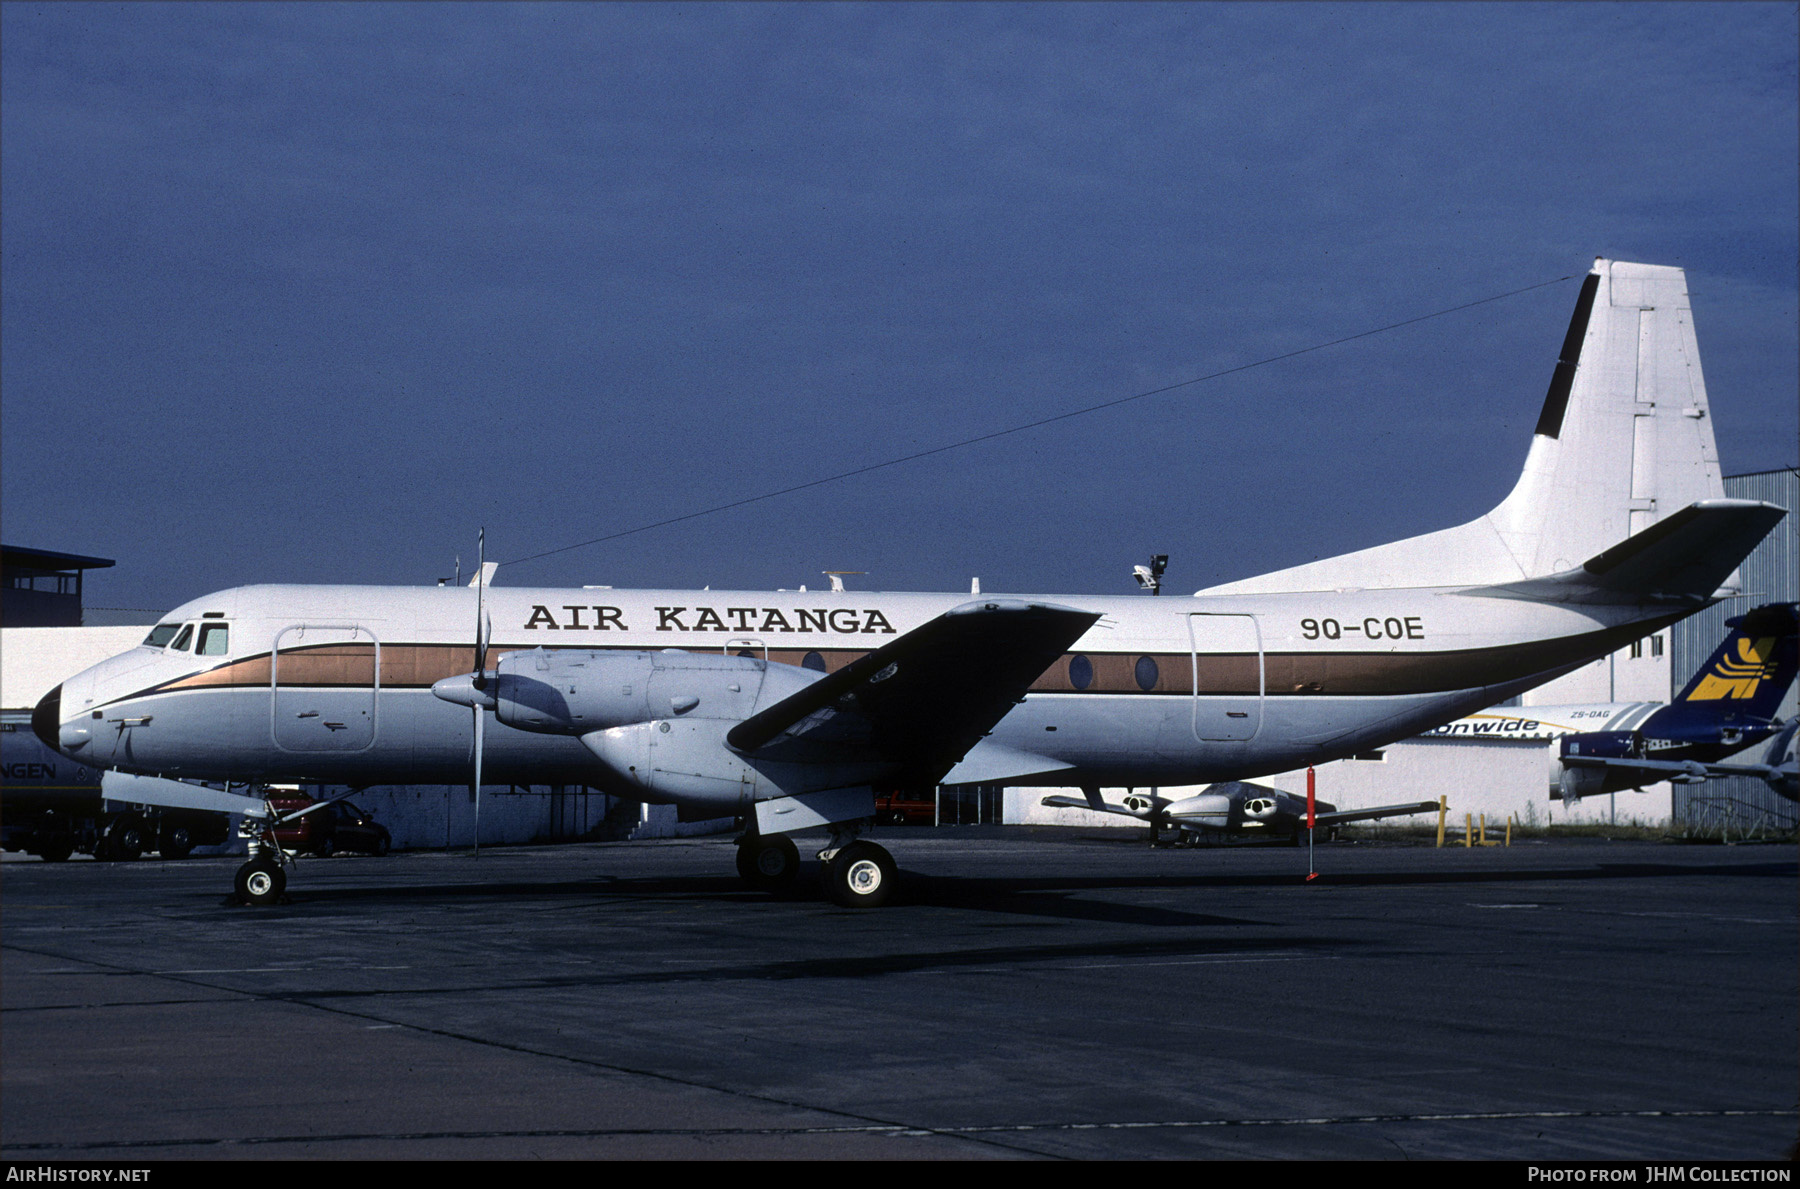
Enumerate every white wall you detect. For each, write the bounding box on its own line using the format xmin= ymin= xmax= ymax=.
xmin=1 ymin=626 xmax=149 ymax=709
xmin=1013 ymin=735 xmax=1675 ymax=832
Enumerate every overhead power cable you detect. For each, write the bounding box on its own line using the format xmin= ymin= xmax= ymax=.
xmin=503 ymin=272 xmax=1575 ymax=569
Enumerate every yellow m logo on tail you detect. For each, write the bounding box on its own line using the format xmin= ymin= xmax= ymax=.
xmin=1688 ymin=637 xmax=1777 ymax=700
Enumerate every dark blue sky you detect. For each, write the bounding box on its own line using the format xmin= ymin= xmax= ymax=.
xmin=4 ymin=2 xmax=1795 ymax=620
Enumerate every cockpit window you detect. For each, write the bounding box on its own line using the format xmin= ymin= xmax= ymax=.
xmin=196 ymin=623 xmax=230 ymax=656
xmin=143 ymin=624 xmax=181 ymax=648
xmin=170 ymin=624 xmax=195 ymax=652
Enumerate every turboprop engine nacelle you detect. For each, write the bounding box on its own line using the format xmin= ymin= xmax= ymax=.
xmin=433 ymin=648 xmax=849 ymax=810
xmin=433 ymin=647 xmax=824 ymax=736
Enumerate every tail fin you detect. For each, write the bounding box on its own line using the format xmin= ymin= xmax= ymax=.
xmin=1674 ymin=602 xmax=1799 ymax=713
xmin=1203 ymin=258 xmax=1728 ymax=594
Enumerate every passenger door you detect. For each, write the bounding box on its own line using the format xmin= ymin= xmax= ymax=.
xmin=1188 ymin=613 xmax=1263 ymax=741
xmin=271 ymin=624 xmax=379 ymax=752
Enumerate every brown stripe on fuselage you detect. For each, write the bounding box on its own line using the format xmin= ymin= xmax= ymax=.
xmin=144 ymin=613 xmax=1682 ymax=701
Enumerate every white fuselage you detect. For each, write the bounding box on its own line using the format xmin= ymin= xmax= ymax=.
xmin=46 ymin=580 xmax=1686 ymax=800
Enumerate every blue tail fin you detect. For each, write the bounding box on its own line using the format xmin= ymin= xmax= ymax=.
xmin=1672 ymin=602 xmax=1798 ymax=717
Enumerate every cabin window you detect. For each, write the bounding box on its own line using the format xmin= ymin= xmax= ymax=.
xmin=801 ymin=651 xmax=827 ymax=673
xmin=143 ymin=624 xmax=181 ymax=648
xmin=1068 ymin=654 xmax=1093 ymax=690
xmin=196 ymin=623 xmax=230 ymax=656
xmin=169 ymin=624 xmax=195 ymax=652
xmin=1134 ymin=655 xmax=1159 ymax=692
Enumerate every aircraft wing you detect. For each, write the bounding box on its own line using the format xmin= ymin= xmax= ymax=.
xmin=1562 ymin=753 xmax=1751 ymax=785
xmin=728 ymin=600 xmax=1100 ymax=786
xmin=1040 ymin=792 xmax=1145 ymax=819
xmin=1312 ymin=800 xmax=1442 ymax=828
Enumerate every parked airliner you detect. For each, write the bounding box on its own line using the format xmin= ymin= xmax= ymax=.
xmin=34 ymin=259 xmax=1785 ymax=906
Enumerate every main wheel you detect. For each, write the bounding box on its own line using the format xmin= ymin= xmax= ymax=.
xmin=824 ymin=841 xmax=897 ymax=909
xmin=736 ymin=835 xmax=799 ymax=892
xmin=234 ymin=858 xmax=286 ymax=906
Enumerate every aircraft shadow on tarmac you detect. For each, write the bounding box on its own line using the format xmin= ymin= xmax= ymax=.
xmin=224 ymin=854 xmax=1796 ymax=931
xmin=248 ymin=933 xmax=1354 ymax=996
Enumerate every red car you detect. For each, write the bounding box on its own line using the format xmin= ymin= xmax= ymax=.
xmin=268 ymin=795 xmax=392 ymax=857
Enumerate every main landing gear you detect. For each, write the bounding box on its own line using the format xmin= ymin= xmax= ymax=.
xmin=822 ymin=840 xmax=897 ymax=909
xmin=735 ymin=834 xmax=800 ymax=892
xmin=734 ymin=820 xmax=899 ymax=908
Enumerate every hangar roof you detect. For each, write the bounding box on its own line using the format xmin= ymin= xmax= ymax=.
xmin=1 ymin=545 xmax=116 ymax=573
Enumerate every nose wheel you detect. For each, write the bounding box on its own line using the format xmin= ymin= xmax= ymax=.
xmin=234 ymin=856 xmax=286 ymax=906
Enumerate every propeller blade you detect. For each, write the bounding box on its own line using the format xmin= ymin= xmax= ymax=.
xmin=472 ymin=703 xmax=484 ymax=859
xmin=474 ymin=528 xmax=489 ymax=686
xmin=472 ymin=528 xmax=487 ymax=858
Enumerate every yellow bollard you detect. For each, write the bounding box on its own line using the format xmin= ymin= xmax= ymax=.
xmin=1480 ymin=813 xmax=1488 ymax=846
xmin=1436 ymin=796 xmax=1447 ymax=848
xmin=1465 ymin=812 xmax=1473 ymax=847
xmin=1506 ymin=814 xmax=1514 ymax=847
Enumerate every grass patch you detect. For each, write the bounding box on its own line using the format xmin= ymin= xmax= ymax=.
xmin=1331 ymin=820 xmax=1796 ymax=845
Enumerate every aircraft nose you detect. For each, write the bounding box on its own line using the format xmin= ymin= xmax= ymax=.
xmin=32 ymin=684 xmax=62 ymax=751
xmin=33 ymin=682 xmax=95 ymax=756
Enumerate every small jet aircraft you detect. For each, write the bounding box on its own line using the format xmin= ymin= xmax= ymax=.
xmin=1417 ymin=603 xmax=1797 ymax=801
xmin=33 ymin=259 xmax=1787 ymax=907
xmin=1039 ymin=783 xmax=1440 ymax=845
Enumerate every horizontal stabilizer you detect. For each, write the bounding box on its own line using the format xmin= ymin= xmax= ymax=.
xmin=1469 ymin=500 xmax=1785 ymax=605
xmin=1559 ymin=754 xmax=1711 ymax=785
xmin=728 ymin=600 xmax=1100 ymax=786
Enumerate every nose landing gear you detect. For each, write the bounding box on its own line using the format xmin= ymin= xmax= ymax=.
xmin=234 ymin=855 xmax=286 ymax=906
xmin=232 ymin=796 xmax=290 ymax=906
